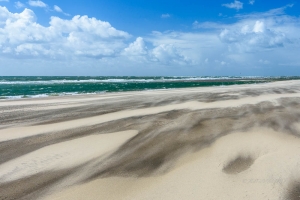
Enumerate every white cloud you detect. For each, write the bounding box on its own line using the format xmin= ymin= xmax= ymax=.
xmin=193 ymin=6 xmax=297 ymax=53
xmin=252 ymin=20 xmax=264 ymax=33
xmin=151 ymin=44 xmax=187 ymax=64
xmin=187 ymin=5 xmax=300 ymax=72
xmin=0 ymin=5 xmax=300 ymax=75
xmin=222 ymin=0 xmax=243 ymax=10
xmin=14 ymin=1 xmax=24 ymax=8
xmin=53 ymin=5 xmax=70 ymax=16
xmin=161 ymin=14 xmax=170 ymax=18
xmin=123 ymin=35 xmax=194 ymax=65
xmin=0 ymin=6 xmax=130 ymax=59
xmin=122 ymin=37 xmax=149 ymax=62
xmin=193 ymin=21 xmax=227 ymax=29
xmin=28 ymin=0 xmax=47 ymax=7
xmin=236 ymin=4 xmax=294 ymax=19
xmin=218 ymin=17 xmax=292 ymax=50
xmin=53 ymin=5 xmax=62 ymax=12
xmin=145 ymin=31 xmax=220 ymax=66
xmin=124 ymin=37 xmax=147 ymax=55
xmin=249 ymin=0 xmax=255 ymax=5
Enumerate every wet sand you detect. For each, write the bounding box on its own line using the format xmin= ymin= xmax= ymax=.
xmin=1 ymin=80 xmax=300 ymax=200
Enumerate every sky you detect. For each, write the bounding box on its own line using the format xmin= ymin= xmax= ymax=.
xmin=0 ymin=0 xmax=299 ymax=76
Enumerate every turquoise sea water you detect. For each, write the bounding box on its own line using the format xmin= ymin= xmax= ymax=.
xmin=0 ymin=76 xmax=299 ymax=99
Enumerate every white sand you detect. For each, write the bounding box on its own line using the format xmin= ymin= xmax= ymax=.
xmin=0 ymin=130 xmax=138 ymax=183
xmin=1 ymin=80 xmax=300 ymax=200
xmin=44 ymin=127 xmax=300 ymax=200
xmin=1 ymin=92 xmax=300 ymax=142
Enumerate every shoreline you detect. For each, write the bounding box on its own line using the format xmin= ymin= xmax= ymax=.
xmin=1 ymin=80 xmax=300 ymax=199
xmin=0 ymin=78 xmax=294 ymax=102
xmin=1 ymin=77 xmax=297 ymax=101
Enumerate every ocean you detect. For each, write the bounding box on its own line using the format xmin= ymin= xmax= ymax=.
xmin=0 ymin=76 xmax=298 ymax=99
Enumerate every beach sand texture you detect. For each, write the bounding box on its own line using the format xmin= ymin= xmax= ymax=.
xmin=1 ymin=80 xmax=300 ymax=200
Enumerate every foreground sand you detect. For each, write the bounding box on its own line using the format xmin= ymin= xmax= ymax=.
xmin=1 ymin=80 xmax=300 ymax=200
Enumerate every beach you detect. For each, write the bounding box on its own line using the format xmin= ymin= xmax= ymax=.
xmin=1 ymin=80 xmax=300 ymax=200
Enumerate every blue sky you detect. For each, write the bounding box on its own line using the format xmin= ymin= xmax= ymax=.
xmin=0 ymin=0 xmax=299 ymax=76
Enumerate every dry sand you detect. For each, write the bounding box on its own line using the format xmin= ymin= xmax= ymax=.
xmin=1 ymin=80 xmax=300 ymax=200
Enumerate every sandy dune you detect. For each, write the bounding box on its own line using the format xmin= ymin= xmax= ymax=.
xmin=1 ymin=80 xmax=300 ymax=200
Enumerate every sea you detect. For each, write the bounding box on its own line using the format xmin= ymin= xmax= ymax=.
xmin=0 ymin=76 xmax=299 ymax=99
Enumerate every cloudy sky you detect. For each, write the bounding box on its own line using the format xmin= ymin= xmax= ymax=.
xmin=0 ymin=0 xmax=299 ymax=76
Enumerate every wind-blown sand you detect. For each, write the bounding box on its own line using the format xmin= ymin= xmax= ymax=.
xmin=1 ymin=80 xmax=300 ymax=200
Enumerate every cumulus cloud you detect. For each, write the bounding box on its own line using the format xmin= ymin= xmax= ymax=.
xmin=28 ymin=0 xmax=47 ymax=8
xmin=124 ymin=37 xmax=147 ymax=55
xmin=186 ymin=5 xmax=300 ymax=72
xmin=123 ymin=35 xmax=194 ymax=65
xmin=14 ymin=1 xmax=24 ymax=8
xmin=193 ymin=5 xmax=297 ymax=55
xmin=122 ymin=37 xmax=149 ymax=63
xmin=249 ymin=0 xmax=255 ymax=5
xmin=0 ymin=6 xmax=130 ymax=58
xmin=145 ymin=31 xmax=221 ymax=66
xmin=218 ymin=18 xmax=291 ymax=51
xmin=211 ymin=6 xmax=300 ymax=73
xmin=222 ymin=0 xmax=243 ymax=10
xmin=151 ymin=44 xmax=191 ymax=65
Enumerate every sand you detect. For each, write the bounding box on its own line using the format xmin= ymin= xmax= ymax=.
xmin=1 ymin=80 xmax=300 ymax=200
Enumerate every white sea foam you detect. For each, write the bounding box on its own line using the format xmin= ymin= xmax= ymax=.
xmin=0 ymin=91 xmax=107 ymax=100
xmin=0 ymin=76 xmax=266 ymax=85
